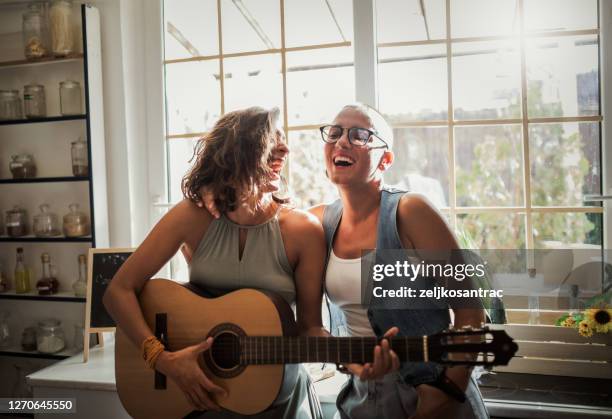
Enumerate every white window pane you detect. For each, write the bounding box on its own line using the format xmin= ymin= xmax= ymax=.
xmin=286 ymin=47 xmax=354 ymax=126
xmin=378 ymin=44 xmax=448 ymax=122
xmin=167 ymin=138 xmax=200 ymax=204
xmin=163 ymin=0 xmax=218 ymax=60
xmin=384 ymin=127 xmax=450 ymax=208
xmin=452 ymin=41 xmax=521 ymax=120
xmin=288 ymin=130 xmax=338 ymax=208
xmin=526 ymin=35 xmax=599 ymax=118
xmin=223 ymin=54 xmax=283 ymax=114
xmin=377 ymin=0 xmax=446 ymax=43
xmin=221 ymin=0 xmax=280 ymax=53
xmin=451 ymin=0 xmax=519 ymax=38
xmin=529 ymin=122 xmax=601 ymax=207
xmin=533 ymin=213 xmax=602 ymax=249
xmin=165 ymin=61 xmax=221 ymax=135
xmin=284 ymin=0 xmax=353 ymax=48
xmin=524 ymin=0 xmax=598 ymax=33
xmin=455 ymin=125 xmax=524 ymax=207
xmin=457 ymin=213 xmax=526 ymax=249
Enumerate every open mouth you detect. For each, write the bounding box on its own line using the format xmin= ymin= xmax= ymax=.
xmin=333 ymin=155 xmax=355 ymax=167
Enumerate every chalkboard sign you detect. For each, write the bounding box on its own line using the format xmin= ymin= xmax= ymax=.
xmin=82 ymin=248 xmax=134 ymax=362
xmin=86 ymin=248 xmax=134 ymax=329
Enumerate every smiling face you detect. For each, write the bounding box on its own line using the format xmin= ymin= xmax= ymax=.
xmin=262 ymin=129 xmax=289 ymax=193
xmin=324 ymin=107 xmax=393 ymax=187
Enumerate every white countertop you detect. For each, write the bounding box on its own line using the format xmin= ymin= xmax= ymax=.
xmin=26 ymin=339 xmax=117 ymax=392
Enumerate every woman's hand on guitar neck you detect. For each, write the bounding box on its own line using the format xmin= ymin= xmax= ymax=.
xmin=155 ymin=337 xmax=227 ymax=412
xmin=346 ymin=327 xmax=400 ymax=381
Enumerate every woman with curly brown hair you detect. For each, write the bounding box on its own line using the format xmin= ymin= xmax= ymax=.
xmin=103 ymin=107 xmax=326 ymax=418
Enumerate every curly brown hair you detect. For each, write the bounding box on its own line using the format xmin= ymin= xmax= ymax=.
xmin=182 ymin=107 xmax=288 ymax=213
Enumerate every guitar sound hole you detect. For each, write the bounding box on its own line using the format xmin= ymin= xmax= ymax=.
xmin=211 ymin=332 xmax=240 ymax=370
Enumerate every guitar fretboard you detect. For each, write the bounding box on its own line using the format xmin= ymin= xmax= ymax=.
xmin=234 ymin=336 xmax=426 ymax=365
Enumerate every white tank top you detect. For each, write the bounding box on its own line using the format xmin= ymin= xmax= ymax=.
xmin=325 ymin=249 xmax=375 ymax=337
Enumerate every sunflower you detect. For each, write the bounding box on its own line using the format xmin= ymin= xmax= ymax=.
xmin=585 ymin=307 xmax=612 ymax=334
xmin=578 ymin=320 xmax=594 ymax=337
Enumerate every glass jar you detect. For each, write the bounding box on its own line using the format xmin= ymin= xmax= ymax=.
xmin=0 ymin=90 xmax=23 ymax=120
xmin=33 ymin=204 xmax=61 ymax=237
xmin=63 ymin=204 xmax=90 ymax=237
xmin=59 ymin=81 xmax=81 ymax=115
xmin=71 ymin=138 xmax=88 ymax=176
xmin=23 ymin=3 xmax=49 ymax=59
xmin=50 ymin=0 xmax=74 ymax=57
xmin=23 ymin=84 xmax=46 ymax=118
xmin=0 ymin=311 xmax=9 ymax=348
xmin=9 ymin=154 xmax=37 ymax=179
xmin=5 ymin=206 xmax=29 ymax=237
xmin=21 ymin=326 xmax=37 ymax=351
xmin=36 ymin=319 xmax=65 ymax=353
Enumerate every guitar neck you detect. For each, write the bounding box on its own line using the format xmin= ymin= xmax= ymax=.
xmin=237 ymin=336 xmax=427 ymax=365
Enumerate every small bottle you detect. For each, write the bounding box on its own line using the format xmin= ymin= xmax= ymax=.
xmin=72 ymin=254 xmax=87 ymax=297
xmin=14 ymin=248 xmax=31 ymax=294
xmin=36 ymin=253 xmax=59 ymax=295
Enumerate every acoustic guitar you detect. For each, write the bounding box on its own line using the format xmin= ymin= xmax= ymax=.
xmin=115 ymin=278 xmax=517 ymax=418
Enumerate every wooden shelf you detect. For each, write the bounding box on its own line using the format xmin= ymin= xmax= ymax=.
xmin=0 ymin=176 xmax=90 ymax=185
xmin=0 ymin=114 xmax=86 ymax=126
xmin=0 ymin=235 xmax=92 ymax=243
xmin=0 ymin=345 xmax=81 ymax=360
xmin=0 ymin=54 xmax=83 ymax=70
xmin=0 ymin=290 xmax=85 ymax=302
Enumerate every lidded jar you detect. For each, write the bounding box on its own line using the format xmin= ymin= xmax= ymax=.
xmin=0 ymin=90 xmax=23 ymax=120
xmin=22 ymin=2 xmax=49 ymax=59
xmin=5 ymin=206 xmax=29 ymax=237
xmin=9 ymin=154 xmax=37 ymax=179
xmin=36 ymin=319 xmax=65 ymax=353
xmin=33 ymin=204 xmax=61 ymax=237
xmin=63 ymin=204 xmax=90 ymax=237
xmin=23 ymin=84 xmax=46 ymax=118
xmin=59 ymin=81 xmax=81 ymax=115
xmin=71 ymin=138 xmax=88 ymax=176
xmin=49 ymin=0 xmax=74 ymax=57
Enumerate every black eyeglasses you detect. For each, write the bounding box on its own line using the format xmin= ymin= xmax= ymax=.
xmin=319 ymin=125 xmax=388 ymax=149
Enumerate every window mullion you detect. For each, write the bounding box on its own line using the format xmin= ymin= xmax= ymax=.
xmin=352 ymin=0 xmax=378 ymax=107
xmin=518 ymin=0 xmax=534 ymax=250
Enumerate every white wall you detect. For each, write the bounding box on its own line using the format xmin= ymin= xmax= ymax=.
xmin=88 ymin=0 xmax=163 ymax=247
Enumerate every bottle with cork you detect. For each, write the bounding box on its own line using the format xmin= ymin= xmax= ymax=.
xmin=15 ymin=247 xmax=31 ymax=294
xmin=36 ymin=253 xmax=59 ymax=295
xmin=72 ymin=254 xmax=87 ymax=297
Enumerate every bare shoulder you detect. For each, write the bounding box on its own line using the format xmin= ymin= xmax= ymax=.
xmin=398 ymin=193 xmax=439 ymax=219
xmin=161 ymin=199 xmax=215 ymax=236
xmin=279 ymin=207 xmax=325 ymax=242
xmin=397 ymin=193 xmax=457 ymax=249
xmin=306 ymin=204 xmax=326 ymax=223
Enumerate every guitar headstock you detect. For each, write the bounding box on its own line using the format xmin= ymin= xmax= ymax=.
xmin=428 ymin=326 xmax=518 ymax=368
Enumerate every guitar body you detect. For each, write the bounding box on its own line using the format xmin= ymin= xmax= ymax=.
xmin=115 ymin=279 xmax=298 ymax=419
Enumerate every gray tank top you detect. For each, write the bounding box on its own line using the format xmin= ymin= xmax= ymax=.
xmin=189 ymin=212 xmax=296 ymax=304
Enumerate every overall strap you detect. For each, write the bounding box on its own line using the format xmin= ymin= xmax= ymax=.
xmin=322 ymin=198 xmax=343 ymax=261
xmin=375 ymin=187 xmax=407 ymax=250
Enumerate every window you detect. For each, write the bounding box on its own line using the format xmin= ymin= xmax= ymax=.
xmin=376 ymin=0 xmax=602 ymax=254
xmin=160 ymin=0 xmax=605 ymax=326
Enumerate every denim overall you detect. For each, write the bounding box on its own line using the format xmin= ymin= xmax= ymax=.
xmin=322 ymin=188 xmax=489 ymax=419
